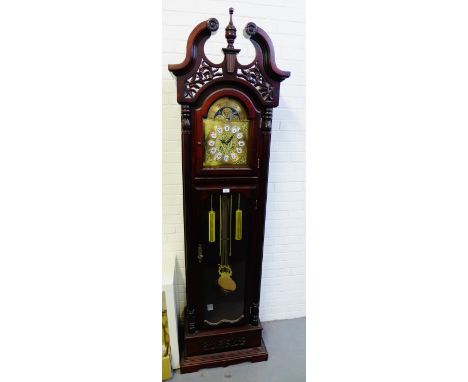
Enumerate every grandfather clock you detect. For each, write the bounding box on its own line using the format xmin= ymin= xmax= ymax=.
xmin=168 ymin=8 xmax=290 ymax=373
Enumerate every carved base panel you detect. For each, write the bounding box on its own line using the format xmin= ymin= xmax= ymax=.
xmin=184 ymin=322 xmax=263 ymax=356
xmin=180 ymin=339 xmax=268 ymax=374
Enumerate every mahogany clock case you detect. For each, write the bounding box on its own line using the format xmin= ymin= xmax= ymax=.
xmin=168 ymin=9 xmax=290 ymax=373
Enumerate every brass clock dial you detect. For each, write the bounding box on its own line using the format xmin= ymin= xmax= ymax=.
xmin=203 ymin=97 xmax=249 ymax=167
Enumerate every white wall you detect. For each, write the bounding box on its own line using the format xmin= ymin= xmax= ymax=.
xmin=162 ymin=0 xmax=305 ymax=322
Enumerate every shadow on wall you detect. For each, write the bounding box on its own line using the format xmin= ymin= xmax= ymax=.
xmin=174 ymin=262 xmax=186 ymax=322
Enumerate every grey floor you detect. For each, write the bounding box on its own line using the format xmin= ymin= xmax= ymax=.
xmin=169 ymin=317 xmax=306 ymax=382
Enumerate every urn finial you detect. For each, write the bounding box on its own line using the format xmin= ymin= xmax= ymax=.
xmin=225 ymin=7 xmax=236 ymax=48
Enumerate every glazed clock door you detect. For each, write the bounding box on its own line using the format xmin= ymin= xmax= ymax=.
xmin=194 ymin=187 xmax=256 ymax=329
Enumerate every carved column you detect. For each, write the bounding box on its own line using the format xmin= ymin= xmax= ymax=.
xmin=181 ymin=104 xmax=197 ymax=334
xmin=262 ymin=108 xmax=273 ymax=131
xmin=187 ymin=307 xmax=196 ymax=333
xmin=181 ymin=104 xmax=191 ymax=131
xmin=250 ymin=302 xmax=259 ymax=325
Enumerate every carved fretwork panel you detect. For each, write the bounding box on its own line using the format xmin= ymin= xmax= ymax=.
xmin=237 ymin=63 xmax=274 ymax=102
xmin=184 ymin=59 xmax=222 ymax=99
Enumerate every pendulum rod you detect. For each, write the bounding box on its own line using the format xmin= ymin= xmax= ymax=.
xmin=219 ymin=195 xmax=222 ymax=265
xmin=217 ymin=193 xmax=237 ymax=292
xmin=229 ymin=195 xmax=232 ymax=257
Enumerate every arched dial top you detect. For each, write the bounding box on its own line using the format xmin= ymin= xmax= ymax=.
xmin=168 ymin=8 xmax=290 ymax=107
xmin=203 ymin=97 xmax=249 ymax=167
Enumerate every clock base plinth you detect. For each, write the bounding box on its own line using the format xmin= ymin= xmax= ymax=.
xmin=180 ymin=338 xmax=268 ymax=374
xmin=184 ymin=321 xmax=264 ymax=356
xmin=179 ymin=321 xmax=268 ymax=373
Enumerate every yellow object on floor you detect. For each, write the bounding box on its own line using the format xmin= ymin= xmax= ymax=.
xmin=162 ymin=310 xmax=172 ymax=380
xmin=162 ymin=355 xmax=171 ymax=381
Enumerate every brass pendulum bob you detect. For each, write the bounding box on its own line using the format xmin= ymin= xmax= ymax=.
xmin=218 ymin=270 xmax=236 ymax=292
xmin=217 ymin=194 xmax=236 ymax=293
